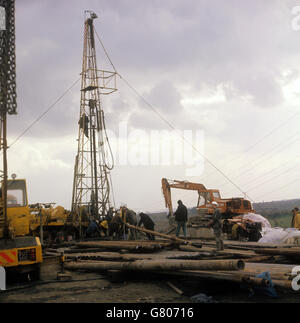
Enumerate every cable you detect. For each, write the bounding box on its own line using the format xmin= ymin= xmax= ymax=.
xmin=94 ymin=29 xmax=118 ymax=74
xmin=227 ymin=158 xmax=298 ymax=192
xmin=93 ymin=28 xmax=255 ymax=203
xmin=244 ymin=163 xmax=300 ymax=193
xmin=120 ymin=75 xmax=255 ymax=203
xmin=220 ymin=131 xmax=300 ymax=188
xmin=9 ymin=77 xmax=81 ymax=148
xmin=94 ymin=27 xmax=118 ymax=209
xmin=201 ymin=107 xmax=300 ymax=182
xmin=101 ymin=110 xmax=115 ymax=171
xmin=109 ymin=173 xmax=116 ymax=209
xmin=255 ymin=177 xmax=300 ymax=202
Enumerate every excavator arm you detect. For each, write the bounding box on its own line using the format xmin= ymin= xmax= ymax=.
xmin=161 ymin=178 xmax=207 ymax=216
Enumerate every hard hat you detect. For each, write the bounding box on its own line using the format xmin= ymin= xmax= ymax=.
xmin=212 ymin=202 xmax=218 ymax=206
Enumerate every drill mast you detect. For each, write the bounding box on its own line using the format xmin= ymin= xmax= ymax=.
xmin=71 ymin=11 xmax=117 ymax=219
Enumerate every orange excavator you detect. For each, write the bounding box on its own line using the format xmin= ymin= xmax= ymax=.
xmin=161 ymin=178 xmax=254 ymax=218
xmin=161 ymin=178 xmax=257 ymax=240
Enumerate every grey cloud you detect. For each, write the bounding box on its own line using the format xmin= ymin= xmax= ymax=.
xmin=224 ymin=72 xmax=284 ymax=108
xmin=11 ymin=1 xmax=300 ymax=141
xmin=142 ymin=80 xmax=183 ymax=114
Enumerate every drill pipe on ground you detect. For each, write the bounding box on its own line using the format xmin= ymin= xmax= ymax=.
xmin=157 ymin=270 xmax=270 ymax=288
xmin=64 ymin=248 xmax=107 ymax=254
xmin=65 ymin=259 xmax=245 ymax=272
xmin=75 ymin=241 xmax=175 ymax=252
xmin=65 ymin=252 xmax=151 ymax=262
xmin=255 ymin=248 xmax=300 ymax=258
xmin=125 ymin=223 xmax=202 ymax=248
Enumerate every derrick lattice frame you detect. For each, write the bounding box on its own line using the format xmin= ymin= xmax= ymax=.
xmin=71 ymin=13 xmax=117 ymax=219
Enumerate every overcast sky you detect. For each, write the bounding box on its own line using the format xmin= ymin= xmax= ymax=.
xmin=7 ymin=0 xmax=300 ymax=213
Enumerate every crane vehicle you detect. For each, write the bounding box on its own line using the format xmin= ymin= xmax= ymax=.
xmin=0 ymin=177 xmax=42 ymax=279
xmin=0 ymin=0 xmax=42 ymax=280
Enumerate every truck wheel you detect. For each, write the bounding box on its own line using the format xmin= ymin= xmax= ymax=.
xmin=29 ymin=265 xmax=40 ymax=281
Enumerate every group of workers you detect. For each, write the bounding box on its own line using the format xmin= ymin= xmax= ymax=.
xmin=87 ymin=201 xmax=300 ymax=250
xmin=85 ymin=206 xmax=156 ymax=240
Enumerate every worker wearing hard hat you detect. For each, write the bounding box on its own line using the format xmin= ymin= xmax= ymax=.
xmin=209 ymin=202 xmax=224 ymax=251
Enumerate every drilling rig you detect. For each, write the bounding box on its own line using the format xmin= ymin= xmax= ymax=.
xmin=71 ymin=11 xmax=117 ymax=228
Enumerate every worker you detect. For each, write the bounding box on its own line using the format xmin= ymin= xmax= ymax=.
xmin=138 ymin=212 xmax=155 ymax=240
xmin=174 ymin=200 xmax=188 ymax=238
xmin=209 ymin=201 xmax=224 ymax=251
xmin=106 ymin=207 xmax=114 ymax=222
xmin=292 ymin=207 xmax=300 ymax=230
xmin=85 ymin=219 xmax=100 ymax=238
xmin=291 ymin=208 xmax=299 ymax=228
xmin=108 ymin=213 xmax=123 ymax=239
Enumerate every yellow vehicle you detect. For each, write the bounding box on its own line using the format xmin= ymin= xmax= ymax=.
xmin=0 ymin=178 xmax=43 ymax=280
xmin=29 ymin=204 xmax=91 ymax=242
xmin=29 ymin=204 xmax=69 ymax=242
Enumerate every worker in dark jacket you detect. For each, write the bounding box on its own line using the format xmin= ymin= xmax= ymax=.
xmin=209 ymin=202 xmax=224 ymax=251
xmin=138 ymin=212 xmax=155 ymax=240
xmin=174 ymin=200 xmax=188 ymax=238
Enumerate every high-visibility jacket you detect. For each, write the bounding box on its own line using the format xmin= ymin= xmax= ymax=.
xmin=293 ymin=213 xmax=300 ymax=230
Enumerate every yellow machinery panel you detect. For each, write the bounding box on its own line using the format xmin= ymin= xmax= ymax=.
xmin=0 ymin=237 xmax=42 ymax=268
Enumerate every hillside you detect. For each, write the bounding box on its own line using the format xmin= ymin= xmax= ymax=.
xmin=253 ymin=199 xmax=300 ymax=228
xmin=148 ymin=199 xmax=300 ymax=229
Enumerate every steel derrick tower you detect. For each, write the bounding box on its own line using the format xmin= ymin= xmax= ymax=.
xmin=71 ymin=11 xmax=117 ymax=219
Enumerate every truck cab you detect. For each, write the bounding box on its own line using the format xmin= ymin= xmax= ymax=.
xmin=0 ymin=178 xmax=42 ymax=279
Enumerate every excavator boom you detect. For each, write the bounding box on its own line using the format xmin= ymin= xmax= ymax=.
xmin=162 ymin=178 xmax=208 ymax=216
xmin=161 ymin=178 xmax=254 ymax=217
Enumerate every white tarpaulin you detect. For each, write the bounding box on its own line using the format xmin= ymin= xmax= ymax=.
xmin=241 ymin=213 xmax=271 ymax=232
xmin=258 ymin=227 xmax=300 ymax=244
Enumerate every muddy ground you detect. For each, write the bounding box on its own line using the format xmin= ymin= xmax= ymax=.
xmin=1 ymin=217 xmax=300 ymax=304
xmin=1 ymin=269 xmax=300 ymax=303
